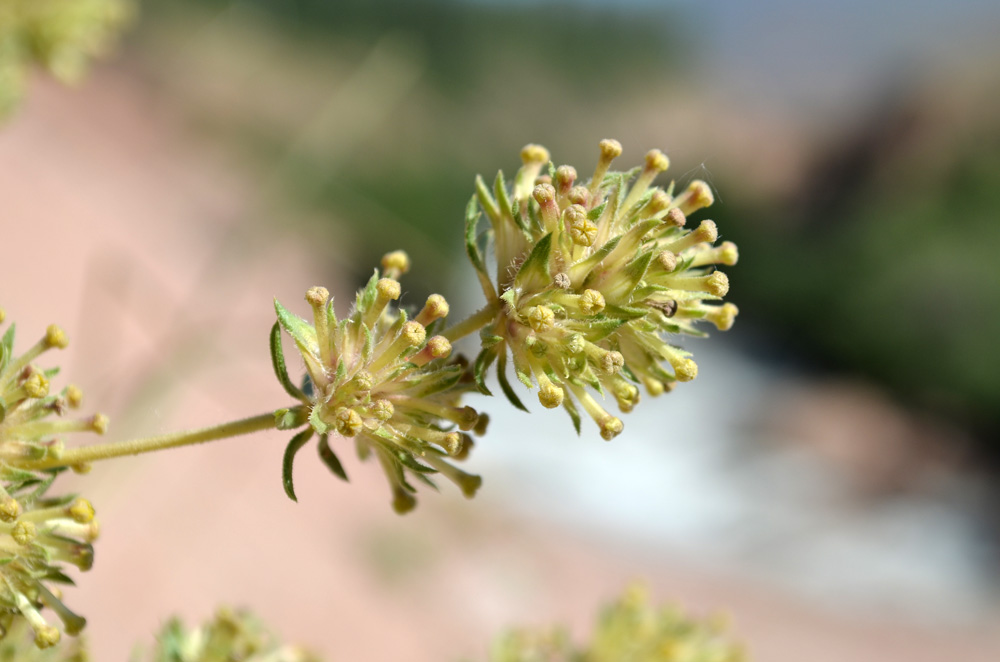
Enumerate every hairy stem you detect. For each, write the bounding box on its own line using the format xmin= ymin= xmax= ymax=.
xmin=440 ymin=304 xmax=497 ymax=342
xmin=20 ymin=412 xmax=279 ymax=470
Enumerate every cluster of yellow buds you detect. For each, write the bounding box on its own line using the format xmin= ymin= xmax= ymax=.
xmin=0 ymin=311 xmax=107 ymax=648
xmin=0 ymin=0 xmax=133 ymax=117
xmin=467 ymin=141 xmax=738 ymax=440
xmin=272 ymin=252 xmax=485 ymax=514
xmin=490 ymin=584 xmax=744 ymax=662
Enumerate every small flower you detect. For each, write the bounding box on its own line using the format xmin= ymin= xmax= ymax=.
xmin=0 ymin=311 xmax=106 ymax=647
xmin=466 ymin=141 xmax=738 ymax=439
xmin=271 ymin=253 xmax=485 ymax=514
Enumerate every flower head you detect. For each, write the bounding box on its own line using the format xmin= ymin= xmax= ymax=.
xmin=272 ymin=253 xmax=485 ymax=514
xmin=135 ymin=608 xmax=319 ymax=662
xmin=466 ymin=141 xmax=738 ymax=439
xmin=490 ymin=584 xmax=744 ymax=662
xmin=0 ymin=311 xmax=106 ymax=647
xmin=0 ymin=0 xmax=134 ymax=117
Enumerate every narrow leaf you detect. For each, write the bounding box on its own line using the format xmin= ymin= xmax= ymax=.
xmin=473 ymin=346 xmax=498 ymax=395
xmin=282 ymin=428 xmax=314 ymax=502
xmin=270 ymin=322 xmax=307 ymax=401
xmin=496 ymin=349 xmax=529 ymax=412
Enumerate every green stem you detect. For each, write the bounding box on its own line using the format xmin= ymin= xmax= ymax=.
xmin=20 ymin=411 xmax=279 ymax=470
xmin=441 ymin=304 xmax=497 ymax=343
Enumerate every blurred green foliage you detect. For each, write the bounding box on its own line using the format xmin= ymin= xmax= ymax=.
xmin=719 ymin=89 xmax=1000 ymax=438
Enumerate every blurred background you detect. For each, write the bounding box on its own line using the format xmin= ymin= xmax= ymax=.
xmin=2 ymin=0 xmax=999 ymax=659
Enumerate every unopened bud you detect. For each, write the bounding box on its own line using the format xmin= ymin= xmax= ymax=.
xmin=376 ymin=278 xmax=401 ymax=301
xmin=381 ymin=250 xmax=411 ymax=276
xmin=44 ymin=325 xmax=68 ymax=349
xmin=706 ymin=271 xmax=729 ymax=297
xmin=305 ymin=286 xmax=329 ymax=308
xmin=526 ymin=306 xmax=555 ymax=333
xmin=579 ymin=289 xmax=606 ymax=315
xmin=599 ymin=416 xmax=624 ymax=441
xmin=69 ymin=498 xmax=95 ymax=524
xmin=90 ymin=413 xmax=109 ymax=435
xmin=334 ymin=407 xmax=363 ymax=437
xmin=539 ymin=383 xmax=564 ymax=409
xmin=521 ymin=144 xmax=550 ymax=164
xmin=644 ymin=149 xmax=669 ymax=173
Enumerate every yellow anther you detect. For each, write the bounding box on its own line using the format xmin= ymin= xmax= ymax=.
xmin=12 ymin=520 xmax=37 ymax=545
xmin=644 ymin=149 xmax=670 ymax=173
xmin=351 ymin=370 xmax=374 ymax=392
xmin=69 ymin=498 xmax=95 ymax=524
xmin=657 ymin=250 xmax=677 ymax=272
xmin=599 ymin=416 xmax=624 ymax=441
xmin=34 ymin=625 xmax=61 ymax=649
xmin=526 ymin=306 xmax=555 ymax=333
xmin=372 ymin=399 xmax=394 ymax=421
xmin=579 ymin=289 xmax=606 ymax=315
xmin=416 ymin=294 xmax=449 ymax=325
xmin=598 ymin=139 xmax=623 ymax=161
xmin=44 ymin=325 xmax=68 ymax=349
xmin=0 ymin=308 xmax=5 ymax=323
xmin=706 ymin=271 xmax=729 ymax=297
xmin=305 ymin=286 xmax=329 ymax=308
xmin=441 ymin=432 xmax=463 ymax=456
xmin=600 ymin=351 xmax=624 ymax=375
xmin=533 ymin=183 xmax=556 ymax=205
xmin=666 ymin=207 xmax=686 ymax=227
xmin=707 ymin=303 xmax=739 ymax=331
xmin=520 ymin=143 xmax=550 ymax=164
xmin=71 ymin=463 xmax=92 ymax=474
xmin=646 ymin=190 xmax=671 ymax=216
xmin=570 ymin=219 xmax=598 ymax=247
xmin=538 ymin=382 xmax=564 ymax=409
xmin=376 ymin=278 xmax=401 ymax=301
xmin=334 ymin=407 xmax=363 ymax=437
xmin=0 ymin=497 xmax=20 ymax=523
xmin=400 ymin=321 xmax=427 ymax=347
xmin=676 ymin=180 xmax=714 ymax=215
xmin=555 ymin=165 xmax=577 ymax=191
xmin=718 ymin=241 xmax=739 ymax=266
xmin=90 ymin=413 xmax=110 ymax=435
xmin=673 ymin=358 xmax=698 ymax=382
xmin=381 ymin=250 xmax=411 ymax=276
xmin=24 ymin=372 xmax=49 ymax=399
xmin=65 ymin=384 xmax=83 ymax=408
xmin=425 ymin=335 xmax=452 ymax=360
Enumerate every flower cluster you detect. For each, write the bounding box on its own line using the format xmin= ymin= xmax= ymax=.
xmin=0 ymin=0 xmax=133 ymax=117
xmin=272 ymin=252 xmax=485 ymax=514
xmin=133 ymin=608 xmax=319 ymax=662
xmin=490 ymin=584 xmax=744 ymax=662
xmin=0 ymin=311 xmax=106 ymax=648
xmin=467 ymin=141 xmax=738 ymax=440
